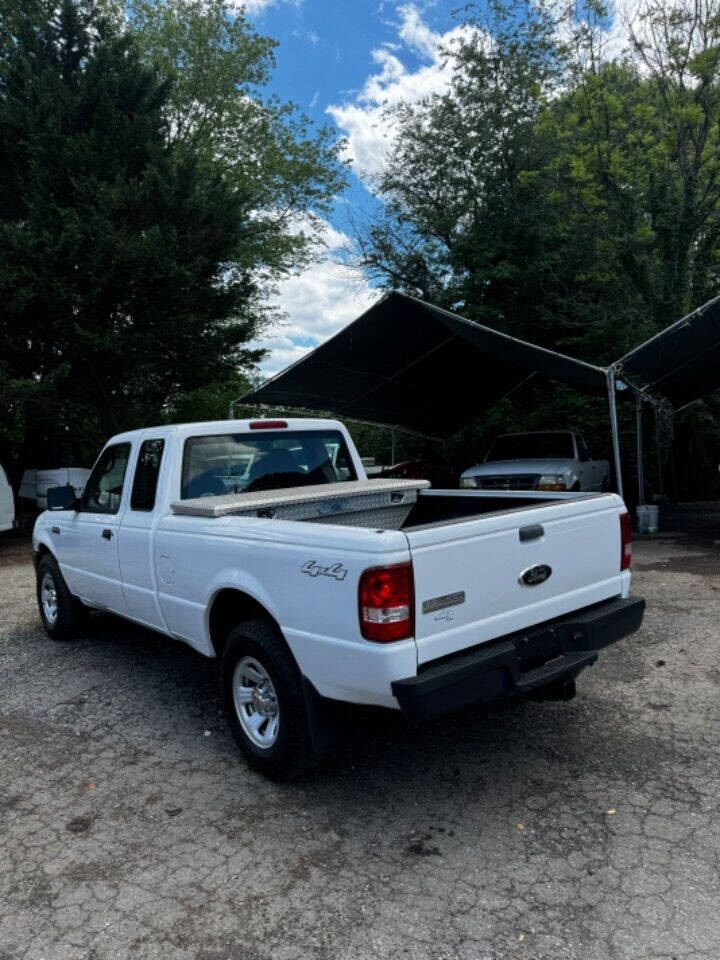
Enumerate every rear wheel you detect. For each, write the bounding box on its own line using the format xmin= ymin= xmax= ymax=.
xmin=221 ymin=618 xmax=315 ymax=779
xmin=36 ymin=555 xmax=87 ymax=641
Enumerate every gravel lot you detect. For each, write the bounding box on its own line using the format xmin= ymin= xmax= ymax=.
xmin=1 ymin=530 xmax=720 ymax=960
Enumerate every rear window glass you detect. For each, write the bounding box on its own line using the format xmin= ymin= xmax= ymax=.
xmin=181 ymin=430 xmax=357 ymax=499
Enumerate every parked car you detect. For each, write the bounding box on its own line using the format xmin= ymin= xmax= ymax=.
xmin=0 ymin=462 xmax=15 ymax=533
xmin=461 ymin=430 xmax=610 ymax=492
xmin=34 ymin=418 xmax=643 ymax=778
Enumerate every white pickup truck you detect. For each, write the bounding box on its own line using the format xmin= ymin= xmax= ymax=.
xmin=460 ymin=430 xmax=611 ymax=492
xmin=33 ymin=418 xmax=644 ymax=777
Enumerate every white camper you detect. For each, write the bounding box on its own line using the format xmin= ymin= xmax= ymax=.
xmin=20 ymin=467 xmax=90 ymax=510
xmin=35 ymin=468 xmax=90 ymax=510
xmin=0 ymin=463 xmax=14 ymax=533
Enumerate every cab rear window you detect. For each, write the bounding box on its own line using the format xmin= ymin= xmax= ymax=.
xmin=181 ymin=430 xmax=357 ymax=500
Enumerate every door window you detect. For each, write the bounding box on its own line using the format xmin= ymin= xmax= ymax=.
xmin=130 ymin=439 xmax=165 ymax=511
xmin=81 ymin=444 xmax=131 ymax=514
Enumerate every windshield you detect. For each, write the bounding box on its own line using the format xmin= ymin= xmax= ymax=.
xmin=181 ymin=430 xmax=357 ymax=499
xmin=485 ymin=433 xmax=574 ymax=462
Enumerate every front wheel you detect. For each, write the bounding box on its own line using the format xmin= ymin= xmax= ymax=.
xmin=36 ymin=555 xmax=86 ymax=641
xmin=221 ymin=619 xmax=315 ymax=779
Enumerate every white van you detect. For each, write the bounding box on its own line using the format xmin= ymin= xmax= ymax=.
xmin=0 ymin=463 xmax=15 ymax=532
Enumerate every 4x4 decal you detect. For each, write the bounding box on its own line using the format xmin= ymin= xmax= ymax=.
xmin=301 ymin=560 xmax=348 ymax=582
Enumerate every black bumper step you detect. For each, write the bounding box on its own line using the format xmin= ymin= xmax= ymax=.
xmin=392 ymin=596 xmax=646 ymax=719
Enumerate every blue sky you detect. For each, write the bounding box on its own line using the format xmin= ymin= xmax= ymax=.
xmin=254 ymin=1 xmax=462 ymax=223
xmin=240 ymin=1 xmax=470 ymax=374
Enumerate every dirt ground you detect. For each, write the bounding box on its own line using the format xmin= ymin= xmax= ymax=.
xmin=1 ymin=530 xmax=719 ymax=960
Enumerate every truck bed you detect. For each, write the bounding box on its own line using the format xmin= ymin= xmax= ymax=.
xmin=170 ymin=479 xmax=577 ymax=531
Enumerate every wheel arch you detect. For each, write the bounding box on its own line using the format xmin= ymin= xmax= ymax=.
xmin=34 ymin=541 xmax=55 ymax=568
xmin=208 ymin=587 xmax=282 ymax=659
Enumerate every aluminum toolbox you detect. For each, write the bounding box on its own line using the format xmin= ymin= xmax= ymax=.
xmin=171 ymin=478 xmax=430 ymax=529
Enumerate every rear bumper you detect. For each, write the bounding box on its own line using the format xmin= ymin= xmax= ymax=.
xmin=392 ymin=596 xmax=645 ymax=719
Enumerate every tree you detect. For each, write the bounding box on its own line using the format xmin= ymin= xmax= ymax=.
xmin=126 ymin=0 xmax=347 ymax=286
xmin=0 ymin=0 xmax=262 ymax=463
xmin=355 ymin=1 xmax=571 ymax=335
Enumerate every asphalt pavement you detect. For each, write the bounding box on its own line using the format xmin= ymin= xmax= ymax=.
xmin=1 ymin=530 xmax=719 ymax=960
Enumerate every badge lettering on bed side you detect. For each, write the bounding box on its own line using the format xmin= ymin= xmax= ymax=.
xmin=422 ymin=591 xmax=466 ymax=614
xmin=301 ymin=560 xmax=348 ymax=582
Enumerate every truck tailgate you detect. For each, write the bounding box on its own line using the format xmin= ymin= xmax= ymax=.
xmin=406 ymin=495 xmax=627 ymax=665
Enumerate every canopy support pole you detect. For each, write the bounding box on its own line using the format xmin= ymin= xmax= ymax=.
xmin=607 ymin=367 xmax=624 ymax=500
xmin=635 ymin=393 xmax=644 ymax=505
xmin=654 ymin=408 xmax=665 ymax=501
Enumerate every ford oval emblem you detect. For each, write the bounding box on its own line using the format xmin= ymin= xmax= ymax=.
xmin=518 ymin=563 xmax=552 ymax=587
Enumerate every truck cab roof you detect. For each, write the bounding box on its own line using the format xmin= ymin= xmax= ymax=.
xmin=106 ymin=417 xmax=345 ymax=444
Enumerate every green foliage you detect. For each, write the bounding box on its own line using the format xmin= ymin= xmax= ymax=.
xmin=0 ymin=0 xmax=345 ymax=471
xmin=168 ymin=372 xmax=257 ymax=424
xmin=0 ymin=0 xmax=262 ymax=461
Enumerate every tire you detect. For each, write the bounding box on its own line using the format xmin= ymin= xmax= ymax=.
xmin=36 ymin=554 xmax=87 ymax=642
xmin=571 ymin=481 xmax=581 ymax=492
xmin=221 ymin=618 xmax=315 ymax=779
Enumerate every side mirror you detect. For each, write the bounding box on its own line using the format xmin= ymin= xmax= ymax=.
xmin=47 ymin=484 xmax=79 ymax=511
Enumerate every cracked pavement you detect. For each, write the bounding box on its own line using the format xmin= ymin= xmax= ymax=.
xmin=1 ymin=530 xmax=720 ymax=960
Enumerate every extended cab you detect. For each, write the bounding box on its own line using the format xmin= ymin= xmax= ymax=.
xmin=460 ymin=430 xmax=610 ymax=492
xmin=34 ymin=418 xmax=644 ymax=777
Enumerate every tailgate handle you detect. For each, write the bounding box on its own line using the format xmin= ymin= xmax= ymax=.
xmin=519 ymin=524 xmax=544 ymax=542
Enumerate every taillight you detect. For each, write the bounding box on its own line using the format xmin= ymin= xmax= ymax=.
xmin=359 ymin=563 xmax=414 ymax=642
xmin=620 ymin=511 xmax=632 ymax=570
xmin=249 ymin=420 xmax=288 ymax=430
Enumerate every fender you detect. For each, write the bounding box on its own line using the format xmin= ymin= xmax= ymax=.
xmin=203 ymin=567 xmax=283 ymax=652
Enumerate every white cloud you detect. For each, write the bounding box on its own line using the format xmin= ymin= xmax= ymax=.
xmin=292 ymin=26 xmax=319 ymax=45
xmin=327 ymin=4 xmax=476 ymax=180
xmin=240 ymin=0 xmax=302 ymax=16
xmin=255 ymin=219 xmax=379 ymax=376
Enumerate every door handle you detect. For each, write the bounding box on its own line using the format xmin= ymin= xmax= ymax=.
xmin=102 ymin=528 xmax=113 ymax=540
xmin=519 ymin=524 xmax=544 ymax=542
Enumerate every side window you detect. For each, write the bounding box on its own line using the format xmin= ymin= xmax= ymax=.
xmin=576 ymin=435 xmax=589 ymax=461
xmin=81 ymin=444 xmax=131 ymax=515
xmin=130 ymin=439 xmax=165 ymax=511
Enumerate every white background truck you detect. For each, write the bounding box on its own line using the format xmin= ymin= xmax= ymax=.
xmin=33 ymin=418 xmax=644 ymax=777
xmin=461 ymin=430 xmax=611 ymax=492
